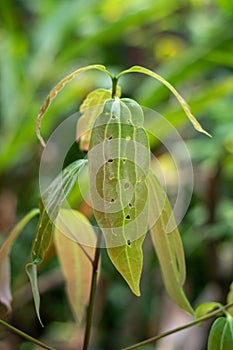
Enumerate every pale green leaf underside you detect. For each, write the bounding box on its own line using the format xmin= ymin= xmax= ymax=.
xmin=88 ymin=98 xmax=149 ymax=295
xmin=117 ymin=65 xmax=211 ymax=137
xmin=54 ymin=209 xmax=98 ymax=322
xmin=107 ymin=235 xmax=145 ymax=296
xmin=148 ymin=171 xmax=193 ymax=315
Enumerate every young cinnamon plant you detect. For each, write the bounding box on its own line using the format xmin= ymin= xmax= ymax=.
xmin=0 ymin=65 xmax=232 ymax=350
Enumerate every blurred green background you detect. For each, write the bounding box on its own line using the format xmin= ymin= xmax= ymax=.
xmin=0 ymin=0 xmax=233 ymax=349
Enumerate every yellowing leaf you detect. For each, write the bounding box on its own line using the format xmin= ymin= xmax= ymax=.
xmin=107 ymin=235 xmax=145 ymax=296
xmin=0 ymin=209 xmax=39 ymax=312
xmin=77 ymin=87 xmax=121 ymax=151
xmin=36 ymin=64 xmax=113 ymax=147
xmin=148 ymin=171 xmax=193 ymax=315
xmin=54 ymin=209 xmax=99 ymax=322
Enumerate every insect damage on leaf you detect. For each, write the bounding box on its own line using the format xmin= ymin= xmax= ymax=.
xmin=88 ymin=97 xmax=150 ymax=295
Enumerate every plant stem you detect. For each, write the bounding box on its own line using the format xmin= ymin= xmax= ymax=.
xmin=0 ymin=319 xmax=55 ymax=350
xmin=82 ymin=228 xmax=102 ymax=350
xmin=111 ymin=77 xmax=118 ymax=98
xmin=120 ymin=302 xmax=233 ymax=350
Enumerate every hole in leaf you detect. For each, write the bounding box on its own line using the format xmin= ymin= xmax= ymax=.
xmin=125 ymin=214 xmax=131 ymax=220
xmin=122 ymin=158 xmax=127 ymax=163
xmin=127 ymin=239 xmax=131 ymax=246
xmin=107 ymin=159 xmax=113 ymax=163
xmin=108 ymin=136 xmax=113 ymax=140
xmin=110 ymin=198 xmax=115 ymax=203
xmin=129 ymin=203 xmax=133 ymax=208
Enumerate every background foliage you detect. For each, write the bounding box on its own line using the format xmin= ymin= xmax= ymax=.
xmin=0 ymin=1 xmax=232 ymax=349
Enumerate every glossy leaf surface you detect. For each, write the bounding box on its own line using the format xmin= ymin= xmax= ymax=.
xmin=208 ymin=316 xmax=233 ymax=350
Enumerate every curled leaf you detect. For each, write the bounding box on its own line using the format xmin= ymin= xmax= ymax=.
xmin=36 ymin=65 xmax=113 ymax=147
xmin=117 ymin=65 xmax=211 ymax=137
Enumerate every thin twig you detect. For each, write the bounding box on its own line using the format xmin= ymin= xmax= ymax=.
xmin=0 ymin=319 xmax=55 ymax=350
xmin=120 ymin=302 xmax=233 ymax=350
xmin=82 ymin=228 xmax=102 ymax=350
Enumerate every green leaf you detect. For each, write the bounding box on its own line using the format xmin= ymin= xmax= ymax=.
xmin=148 ymin=171 xmax=194 ymax=315
xmin=117 ymin=65 xmax=211 ymax=137
xmin=195 ymin=302 xmax=223 ymax=319
xmin=32 ymin=159 xmax=87 ymax=262
xmin=107 ymin=235 xmax=145 ymax=296
xmin=0 ymin=209 xmax=39 ymax=312
xmin=227 ymin=282 xmax=233 ymax=317
xmin=88 ymin=98 xmax=150 ymax=295
xmin=27 ymin=160 xmax=86 ymax=324
xmin=36 ymin=64 xmax=113 ymax=147
xmin=25 ymin=263 xmax=43 ymax=327
xmin=208 ymin=316 xmax=233 ymax=350
xmin=77 ymin=87 xmax=121 ymax=151
xmin=54 ymin=209 xmax=99 ymax=322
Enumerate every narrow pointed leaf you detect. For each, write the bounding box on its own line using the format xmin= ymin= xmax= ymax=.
xmin=36 ymin=64 xmax=113 ymax=147
xmin=88 ymin=98 xmax=150 ymax=295
xmin=227 ymin=282 xmax=233 ymax=316
xmin=27 ymin=160 xmax=86 ymax=324
xmin=148 ymin=171 xmax=193 ymax=314
xmin=54 ymin=209 xmax=99 ymax=322
xmin=208 ymin=316 xmax=233 ymax=350
xmin=0 ymin=209 xmax=39 ymax=311
xmin=117 ymin=65 xmax=211 ymax=137
xmin=77 ymin=87 xmax=121 ymax=151
xmin=25 ymin=263 xmax=43 ymax=326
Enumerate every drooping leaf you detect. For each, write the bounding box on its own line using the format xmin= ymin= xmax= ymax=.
xmin=227 ymin=282 xmax=233 ymax=317
xmin=54 ymin=209 xmax=98 ymax=322
xmin=195 ymin=302 xmax=223 ymax=319
xmin=88 ymin=98 xmax=150 ymax=295
xmin=117 ymin=65 xmax=211 ymax=137
xmin=0 ymin=209 xmax=39 ymax=312
xmin=148 ymin=171 xmax=194 ymax=315
xmin=208 ymin=316 xmax=233 ymax=350
xmin=77 ymin=87 xmax=121 ymax=151
xmin=27 ymin=160 xmax=87 ymax=324
xmin=107 ymin=235 xmax=145 ymax=296
xmin=36 ymin=64 xmax=113 ymax=147
xmin=25 ymin=263 xmax=43 ymax=326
